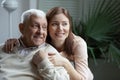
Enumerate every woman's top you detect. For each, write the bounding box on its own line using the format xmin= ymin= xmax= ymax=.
xmin=60 ymin=33 xmax=94 ymax=80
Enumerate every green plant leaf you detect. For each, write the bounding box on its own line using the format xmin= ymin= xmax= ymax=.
xmin=72 ymin=0 xmax=120 ymax=66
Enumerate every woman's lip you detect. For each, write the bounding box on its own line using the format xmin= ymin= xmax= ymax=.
xmin=55 ymin=33 xmax=64 ymax=36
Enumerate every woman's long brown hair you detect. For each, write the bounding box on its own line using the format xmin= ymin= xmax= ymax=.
xmin=46 ymin=7 xmax=74 ymax=56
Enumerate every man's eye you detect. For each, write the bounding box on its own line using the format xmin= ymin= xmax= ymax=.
xmin=32 ymin=24 xmax=39 ymax=28
xmin=42 ymin=25 xmax=47 ymax=31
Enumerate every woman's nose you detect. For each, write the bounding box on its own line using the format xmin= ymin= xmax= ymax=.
xmin=58 ymin=24 xmax=63 ymax=30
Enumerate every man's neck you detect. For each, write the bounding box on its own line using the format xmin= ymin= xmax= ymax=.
xmin=18 ymin=37 xmax=46 ymax=49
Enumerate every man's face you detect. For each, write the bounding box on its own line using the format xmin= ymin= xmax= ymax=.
xmin=20 ymin=15 xmax=47 ymax=47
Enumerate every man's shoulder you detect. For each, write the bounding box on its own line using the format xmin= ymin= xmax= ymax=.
xmin=0 ymin=43 xmax=4 ymax=52
xmin=44 ymin=43 xmax=56 ymax=50
xmin=43 ymin=43 xmax=59 ymax=54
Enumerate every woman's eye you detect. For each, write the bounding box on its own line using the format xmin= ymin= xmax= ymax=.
xmin=51 ymin=23 xmax=58 ymax=26
xmin=62 ymin=22 xmax=67 ymax=26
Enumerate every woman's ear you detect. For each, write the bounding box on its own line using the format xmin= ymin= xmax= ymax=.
xmin=19 ymin=23 xmax=24 ymax=34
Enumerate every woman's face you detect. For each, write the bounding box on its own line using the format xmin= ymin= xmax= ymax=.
xmin=48 ymin=13 xmax=70 ymax=43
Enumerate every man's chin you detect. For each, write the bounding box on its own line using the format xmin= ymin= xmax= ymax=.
xmin=34 ymin=42 xmax=44 ymax=46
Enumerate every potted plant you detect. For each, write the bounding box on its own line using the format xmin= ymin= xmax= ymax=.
xmin=73 ymin=0 xmax=120 ymax=66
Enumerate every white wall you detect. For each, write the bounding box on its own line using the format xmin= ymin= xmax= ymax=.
xmin=0 ymin=0 xmax=30 ymax=44
xmin=38 ymin=0 xmax=80 ymax=20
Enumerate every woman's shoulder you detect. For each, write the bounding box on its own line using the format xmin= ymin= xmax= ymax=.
xmin=72 ymin=33 xmax=87 ymax=46
xmin=72 ymin=33 xmax=88 ymax=59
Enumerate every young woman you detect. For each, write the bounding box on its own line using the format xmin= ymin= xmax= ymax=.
xmin=3 ymin=7 xmax=93 ymax=80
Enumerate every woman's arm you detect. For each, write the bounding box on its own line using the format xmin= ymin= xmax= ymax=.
xmin=72 ymin=36 xmax=94 ymax=80
xmin=2 ymin=38 xmax=18 ymax=53
xmin=32 ymin=50 xmax=70 ymax=80
xmin=48 ymin=52 xmax=84 ymax=80
xmin=49 ymin=37 xmax=93 ymax=80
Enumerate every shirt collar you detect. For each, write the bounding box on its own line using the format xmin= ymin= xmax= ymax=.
xmin=18 ymin=38 xmax=46 ymax=50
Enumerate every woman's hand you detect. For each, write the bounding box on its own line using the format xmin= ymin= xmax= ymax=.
xmin=32 ymin=50 xmax=48 ymax=66
xmin=3 ymin=38 xmax=18 ymax=53
xmin=48 ymin=53 xmax=67 ymax=67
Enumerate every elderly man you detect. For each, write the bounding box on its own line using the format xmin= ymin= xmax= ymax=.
xmin=0 ymin=9 xmax=69 ymax=80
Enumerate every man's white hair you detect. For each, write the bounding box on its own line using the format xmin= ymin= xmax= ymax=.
xmin=21 ymin=9 xmax=46 ymax=23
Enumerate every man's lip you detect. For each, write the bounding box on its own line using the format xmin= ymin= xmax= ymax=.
xmin=34 ymin=35 xmax=43 ymax=38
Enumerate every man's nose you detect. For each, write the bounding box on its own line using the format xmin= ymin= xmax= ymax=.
xmin=37 ymin=28 xmax=44 ymax=34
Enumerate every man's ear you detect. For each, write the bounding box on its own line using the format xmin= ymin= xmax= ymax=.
xmin=19 ymin=23 xmax=24 ymax=34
